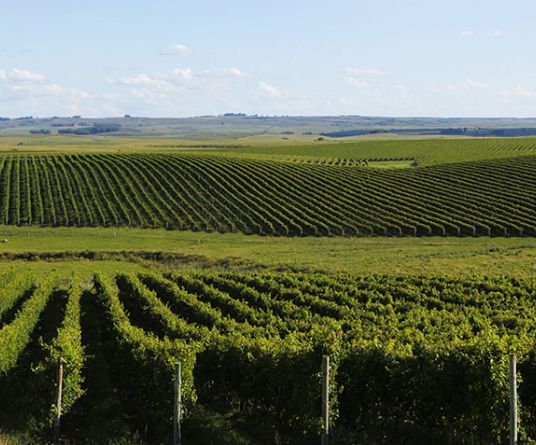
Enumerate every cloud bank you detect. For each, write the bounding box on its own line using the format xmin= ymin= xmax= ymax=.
xmin=159 ymin=44 xmax=192 ymax=56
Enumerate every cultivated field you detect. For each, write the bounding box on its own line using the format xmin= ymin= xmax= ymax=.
xmin=2 ymin=270 xmax=536 ymax=443
xmin=0 ymin=152 xmax=533 ymax=237
xmin=1 ymin=132 xmax=536 ymax=444
xmin=206 ymin=136 xmax=536 ymax=165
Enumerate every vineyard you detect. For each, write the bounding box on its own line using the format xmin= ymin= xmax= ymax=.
xmin=1 ymin=269 xmax=536 ymax=444
xmin=0 ymin=153 xmax=534 ymax=237
xmin=209 ymin=136 xmax=536 ymax=166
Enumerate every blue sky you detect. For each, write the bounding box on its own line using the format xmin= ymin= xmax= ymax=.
xmin=1 ymin=0 xmax=535 ymax=117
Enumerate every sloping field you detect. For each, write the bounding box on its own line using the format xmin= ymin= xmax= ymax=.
xmin=2 ymin=270 xmax=536 ymax=443
xmin=0 ymin=153 xmax=534 ymax=236
xmin=207 ymin=136 xmax=536 ymax=165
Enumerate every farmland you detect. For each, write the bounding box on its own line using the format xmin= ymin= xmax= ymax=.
xmin=3 ymin=133 xmax=536 ymax=166
xmin=206 ymin=136 xmax=536 ymax=166
xmin=0 ymin=152 xmax=533 ymax=237
xmin=1 ymin=226 xmax=536 ymax=277
xmin=3 ymin=269 xmax=536 ymax=444
xmin=1 ymin=132 xmax=536 ymax=444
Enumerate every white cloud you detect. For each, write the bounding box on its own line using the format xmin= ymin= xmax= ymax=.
xmin=105 ymin=64 xmax=139 ymax=71
xmin=258 ymin=81 xmax=281 ymax=97
xmin=0 ymin=68 xmax=89 ymax=100
xmin=345 ymin=68 xmax=384 ymax=77
xmin=6 ymin=68 xmax=45 ymax=82
xmin=345 ymin=78 xmax=371 ymax=88
xmin=461 ymin=30 xmax=475 ymax=37
xmin=492 ymin=30 xmax=505 ymax=37
xmin=344 ymin=67 xmax=384 ymax=88
xmin=0 ymin=70 xmax=94 ymax=116
xmin=117 ymin=74 xmax=164 ymax=86
xmin=102 ymin=67 xmax=261 ymax=116
xmin=199 ymin=68 xmax=250 ymax=78
xmin=430 ymin=78 xmax=490 ymax=95
xmin=159 ymin=44 xmax=192 ymax=56
xmin=170 ymin=68 xmax=194 ymax=79
xmin=510 ymin=83 xmax=535 ymax=97
xmin=463 ymin=78 xmax=489 ymax=89
xmin=115 ymin=67 xmax=247 ymax=86
xmin=8 ymin=82 xmax=91 ymax=98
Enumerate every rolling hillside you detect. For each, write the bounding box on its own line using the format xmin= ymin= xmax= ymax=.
xmin=0 ymin=153 xmax=533 ymax=237
xmin=207 ymin=136 xmax=536 ymax=166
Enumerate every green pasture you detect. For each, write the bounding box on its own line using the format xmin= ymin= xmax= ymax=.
xmin=0 ymin=226 xmax=535 ymax=277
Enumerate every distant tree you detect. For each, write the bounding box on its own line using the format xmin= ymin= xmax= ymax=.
xmin=30 ymin=129 xmax=51 ymax=135
xmin=58 ymin=124 xmax=121 ymax=135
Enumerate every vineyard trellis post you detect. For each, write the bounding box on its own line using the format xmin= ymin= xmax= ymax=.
xmin=510 ymin=354 xmax=518 ymax=445
xmin=174 ymin=361 xmax=182 ymax=445
xmin=53 ymin=357 xmax=64 ymax=445
xmin=321 ymin=355 xmax=330 ymax=445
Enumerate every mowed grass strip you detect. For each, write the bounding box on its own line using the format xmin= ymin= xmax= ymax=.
xmin=0 ymin=226 xmax=534 ymax=277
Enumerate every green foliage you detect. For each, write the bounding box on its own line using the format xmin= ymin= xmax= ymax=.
xmin=337 ymin=338 xmax=516 ymax=443
xmin=160 ymin=271 xmax=536 ymax=443
xmin=94 ymin=272 xmax=198 ymax=442
xmin=5 ymin=269 xmax=536 ymax=443
xmin=0 ymin=153 xmax=533 ymax=236
xmin=213 ymin=136 xmax=536 ymax=166
xmin=182 ymin=405 xmax=251 ymax=445
xmin=0 ymin=273 xmax=56 ymax=375
xmin=116 ymin=272 xmax=211 ymax=342
xmin=195 ymin=326 xmax=342 ymax=444
xmin=0 ymin=270 xmax=34 ymax=320
xmin=46 ymin=273 xmax=84 ymax=421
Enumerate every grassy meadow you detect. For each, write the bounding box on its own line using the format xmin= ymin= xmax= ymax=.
xmin=0 ymin=226 xmax=535 ymax=277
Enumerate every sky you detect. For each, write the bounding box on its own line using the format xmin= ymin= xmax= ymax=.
xmin=1 ymin=0 xmax=535 ymax=118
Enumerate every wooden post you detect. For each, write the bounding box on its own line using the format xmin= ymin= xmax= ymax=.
xmin=321 ymin=355 xmax=329 ymax=445
xmin=53 ymin=358 xmax=64 ymax=445
xmin=510 ymin=354 xmax=518 ymax=445
xmin=174 ymin=362 xmax=182 ymax=445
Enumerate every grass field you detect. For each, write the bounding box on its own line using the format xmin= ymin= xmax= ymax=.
xmin=0 ymin=226 xmax=535 ymax=277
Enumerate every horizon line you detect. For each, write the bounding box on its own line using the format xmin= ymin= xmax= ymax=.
xmin=3 ymin=114 xmax=536 ymax=120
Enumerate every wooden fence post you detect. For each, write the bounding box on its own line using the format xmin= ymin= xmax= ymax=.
xmin=53 ymin=358 xmax=64 ymax=445
xmin=510 ymin=354 xmax=518 ymax=445
xmin=174 ymin=362 xmax=182 ymax=445
xmin=321 ymin=355 xmax=330 ymax=445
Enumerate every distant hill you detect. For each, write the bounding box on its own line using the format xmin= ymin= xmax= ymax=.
xmin=4 ymin=115 xmax=536 ymax=139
